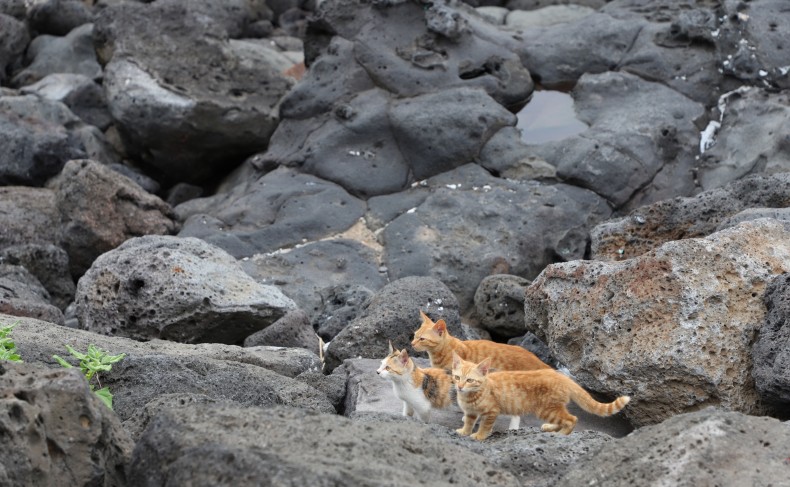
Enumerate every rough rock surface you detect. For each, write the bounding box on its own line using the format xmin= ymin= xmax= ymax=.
xmin=94 ymin=0 xmax=296 ymax=184
xmin=0 ymin=244 xmax=75 ymax=310
xmin=0 ymin=361 xmax=133 ymax=487
xmin=313 ymin=284 xmax=375 ymax=341
xmin=752 ymin=273 xmax=790 ymax=414
xmin=324 ymin=276 xmax=464 ymax=372
xmin=20 ymin=73 xmax=112 ymax=129
xmin=474 ymin=274 xmax=531 ymax=338
xmin=525 ymin=219 xmax=790 ymax=427
xmin=129 ymin=405 xmax=521 ymax=487
xmin=26 ymin=0 xmax=94 ymax=36
xmin=75 ymin=235 xmax=296 ymax=344
xmin=122 ymin=393 xmax=233 ymax=442
xmin=176 ymin=167 xmax=366 ymax=258
xmin=47 ymin=160 xmax=178 ymax=277
xmin=0 ymin=264 xmax=63 ymax=324
xmin=591 ymin=173 xmax=790 ymax=261
xmin=243 ymin=308 xmax=319 ymax=352
xmin=381 ymin=164 xmax=611 ymax=311
xmin=0 ymin=13 xmax=28 ymax=84
xmin=556 ymin=408 xmax=790 ymax=486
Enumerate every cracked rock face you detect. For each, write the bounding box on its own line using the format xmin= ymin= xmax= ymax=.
xmin=526 ymin=219 xmax=790 ymax=427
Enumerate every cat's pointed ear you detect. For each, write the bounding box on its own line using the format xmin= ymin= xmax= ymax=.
xmin=419 ymin=310 xmax=433 ymax=325
xmin=399 ymin=349 xmax=410 ymax=366
xmin=452 ymin=351 xmax=462 ymax=369
xmin=476 ymin=357 xmax=493 ymax=376
xmin=388 ymin=340 xmax=395 ymax=354
xmin=433 ymin=319 xmax=447 ymax=336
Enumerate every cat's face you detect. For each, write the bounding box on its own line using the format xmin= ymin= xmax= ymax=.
xmin=411 ymin=311 xmax=448 ymax=352
xmin=377 ymin=343 xmax=413 ymax=380
xmin=452 ymin=353 xmax=490 ymax=395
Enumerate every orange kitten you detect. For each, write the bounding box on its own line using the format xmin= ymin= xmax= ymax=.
xmin=452 ymin=352 xmax=630 ymax=441
xmin=377 ymin=342 xmax=453 ymax=422
xmin=411 ymin=310 xmax=551 ymax=372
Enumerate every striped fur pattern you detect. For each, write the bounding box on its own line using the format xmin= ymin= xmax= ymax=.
xmin=452 ymin=352 xmax=630 ymax=441
xmin=377 ymin=342 xmax=453 ymax=422
xmin=411 ymin=310 xmax=551 ymax=372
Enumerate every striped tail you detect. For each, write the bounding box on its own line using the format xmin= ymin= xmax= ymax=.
xmin=570 ymin=384 xmax=630 ymax=417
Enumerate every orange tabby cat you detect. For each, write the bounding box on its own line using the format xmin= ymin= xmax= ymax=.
xmin=411 ymin=310 xmax=551 ymax=372
xmin=377 ymin=342 xmax=453 ymax=421
xmin=452 ymin=352 xmax=630 ymax=441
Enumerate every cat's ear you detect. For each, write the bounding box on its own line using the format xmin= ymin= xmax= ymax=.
xmin=399 ymin=349 xmax=410 ymax=366
xmin=388 ymin=340 xmax=395 ymax=354
xmin=452 ymin=351 xmax=462 ymax=369
xmin=476 ymin=357 xmax=492 ymax=376
xmin=420 ymin=310 xmax=433 ymax=325
xmin=433 ymin=320 xmax=447 ymax=336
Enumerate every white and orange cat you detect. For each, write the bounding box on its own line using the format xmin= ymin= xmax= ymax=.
xmin=411 ymin=310 xmax=551 ymax=430
xmin=376 ymin=342 xmax=453 ymax=422
xmin=452 ymin=352 xmax=630 ymax=441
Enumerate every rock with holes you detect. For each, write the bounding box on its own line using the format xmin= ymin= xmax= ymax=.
xmin=324 ymin=276 xmax=465 ymax=372
xmin=176 ymin=167 xmax=366 ymax=258
xmin=474 ymin=274 xmax=531 ymax=339
xmin=556 ymin=408 xmax=790 ymax=486
xmin=0 ymin=187 xmax=61 ymax=252
xmin=243 ymin=309 xmax=319 ymax=352
xmin=74 ymin=235 xmax=297 ymax=344
xmin=752 ymin=273 xmax=790 ymax=413
xmin=0 ymin=361 xmax=133 ymax=487
xmin=128 ymin=405 xmax=522 ymax=486
xmin=591 ymin=173 xmax=790 ymax=262
xmin=525 ymin=219 xmax=790 ymax=427
xmin=380 ymin=164 xmax=611 ymax=313
xmin=0 ymin=244 xmax=75 ymax=310
xmin=94 ymin=0 xmax=295 ymax=185
xmin=47 ymin=160 xmax=179 ymax=277
xmin=313 ymin=284 xmax=375 ymax=341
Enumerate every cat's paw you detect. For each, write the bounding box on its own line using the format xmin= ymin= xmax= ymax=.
xmin=455 ymin=428 xmax=469 ymax=436
xmin=470 ymin=432 xmax=490 ymax=441
xmin=541 ymin=423 xmax=560 ymax=432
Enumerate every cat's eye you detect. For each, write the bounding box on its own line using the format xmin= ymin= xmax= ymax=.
xmin=466 ymin=378 xmax=474 ymax=383
xmin=385 ymin=366 xmax=390 ymax=370
xmin=419 ymin=338 xmax=425 ymax=341
xmin=453 ymin=375 xmax=460 ymax=381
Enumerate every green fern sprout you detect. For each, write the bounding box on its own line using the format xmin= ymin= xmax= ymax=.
xmin=53 ymin=344 xmax=125 ymax=410
xmin=0 ymin=321 xmax=22 ymax=362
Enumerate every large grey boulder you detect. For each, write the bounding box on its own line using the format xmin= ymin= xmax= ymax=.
xmin=75 ymin=235 xmax=296 ymax=344
xmin=94 ymin=0 xmax=295 ymax=185
xmin=0 ymin=13 xmax=28 ymax=84
xmin=243 ymin=309 xmax=319 ymax=352
xmin=129 ymin=405 xmax=522 ymax=486
xmin=0 ymin=187 xmax=61 ymax=257
xmin=591 ymin=173 xmax=790 ymax=261
xmin=556 ymin=408 xmax=790 ymax=486
xmin=26 ymin=0 xmax=94 ymax=36
xmin=177 ymin=167 xmax=366 ymax=258
xmin=21 ymin=73 xmax=112 ymax=129
xmin=0 ymin=264 xmax=63 ymax=324
xmin=0 ymin=244 xmax=75 ymax=310
xmin=380 ymin=164 xmax=611 ymax=312
xmin=47 ymin=160 xmax=178 ymax=277
xmin=753 ymin=273 xmax=790 ymax=413
xmin=0 ymin=361 xmax=133 ymax=487
xmin=525 ymin=219 xmax=790 ymax=427
xmin=474 ymin=274 xmax=531 ymax=338
xmin=324 ymin=276 xmax=464 ymax=372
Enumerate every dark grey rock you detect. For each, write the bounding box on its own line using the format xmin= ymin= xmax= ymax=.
xmin=243 ymin=309 xmax=319 ymax=352
xmin=166 ymin=182 xmax=203 ymax=207
xmin=0 ymin=13 xmax=28 ymax=84
xmin=0 ymin=187 xmax=61 ymax=250
xmin=11 ymin=23 xmax=101 ymax=87
xmin=0 ymin=94 xmax=88 ymax=186
xmin=95 ymin=1 xmax=295 ymax=185
xmin=556 ymin=408 xmax=790 ymax=486
xmin=75 ymin=235 xmax=296 ymax=344
xmin=591 ymin=173 xmax=790 ymax=261
xmin=381 ymin=164 xmax=611 ymax=312
xmin=0 ymin=244 xmax=75 ymax=310
xmin=241 ymin=238 xmax=387 ymax=319
xmin=753 ymin=273 xmax=790 ymax=414
xmin=314 ymin=284 xmax=375 ymax=341
xmin=106 ymin=162 xmax=160 ymax=195
xmin=0 ymin=361 xmax=133 ymax=487
xmin=128 ymin=405 xmax=521 ymax=487
xmin=524 ymin=71 xmax=705 ymax=211
xmin=122 ymin=393 xmax=232 ymax=442
xmin=506 ymin=0 xmax=608 ymax=9
xmin=698 ymin=89 xmax=790 ymax=191
xmin=0 ymin=264 xmax=63 ymax=324
xmin=295 ymin=367 xmax=347 ymax=413
xmin=324 ymin=276 xmax=464 ymax=372
xmin=507 ymin=332 xmax=555 ymax=368
xmin=20 ymin=73 xmax=112 ymax=129
xmin=474 ymin=274 xmax=530 ymax=338
xmin=47 ymin=159 xmax=178 ymax=277
xmin=0 ymin=0 xmax=26 ymax=19
xmin=177 ymin=167 xmax=366 ymax=258
xmin=717 ymin=208 xmax=790 ymax=231
xmin=27 ymin=0 xmax=93 ymax=36
xmin=477 ymin=126 xmax=557 ymax=181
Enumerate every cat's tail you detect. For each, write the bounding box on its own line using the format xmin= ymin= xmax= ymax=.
xmin=569 ymin=383 xmax=630 ymax=417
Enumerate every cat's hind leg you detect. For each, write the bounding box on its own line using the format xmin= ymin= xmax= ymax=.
xmin=538 ymin=405 xmax=577 ymax=435
xmin=507 ymin=416 xmax=520 ymax=430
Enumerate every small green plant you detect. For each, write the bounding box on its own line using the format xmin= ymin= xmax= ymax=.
xmin=53 ymin=344 xmax=125 ymax=410
xmin=0 ymin=321 xmax=22 ymax=362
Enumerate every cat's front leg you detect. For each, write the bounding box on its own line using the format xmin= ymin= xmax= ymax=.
xmin=470 ymin=413 xmax=497 ymax=441
xmin=403 ymin=402 xmax=414 ymax=417
xmin=416 ymin=408 xmax=432 ymax=423
xmin=508 ymin=416 xmax=520 ymax=430
xmin=456 ymin=414 xmax=477 ymax=436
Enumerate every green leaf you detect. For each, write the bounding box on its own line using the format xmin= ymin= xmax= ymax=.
xmin=52 ymin=355 xmax=74 ymax=368
xmin=94 ymin=387 xmax=113 ymax=410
